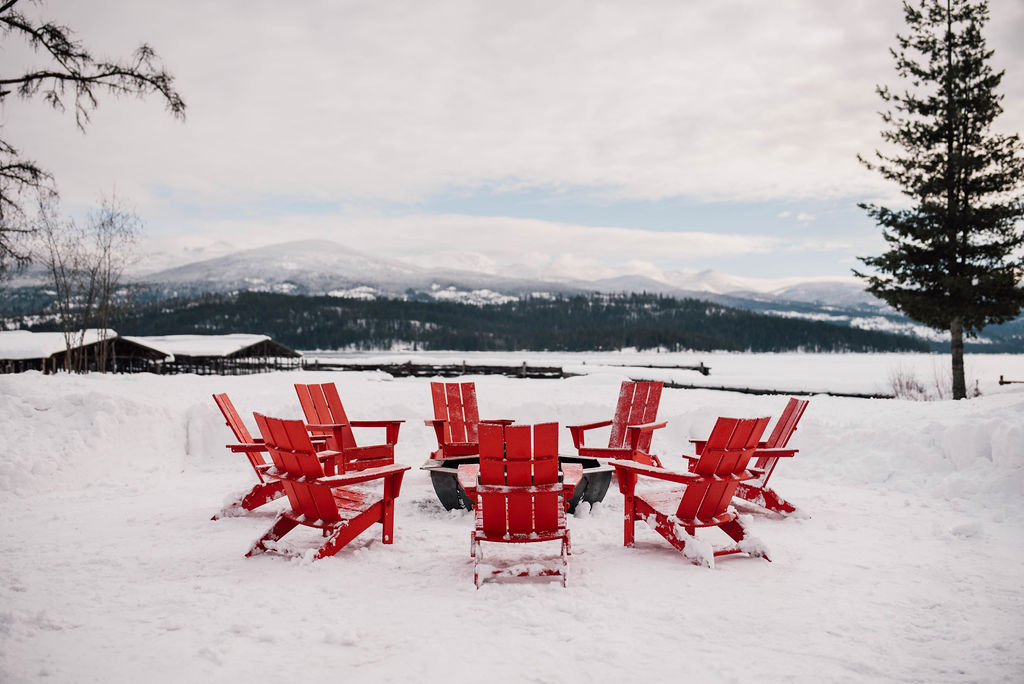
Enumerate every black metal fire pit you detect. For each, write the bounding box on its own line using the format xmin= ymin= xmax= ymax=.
xmin=421 ymin=455 xmax=613 ymax=513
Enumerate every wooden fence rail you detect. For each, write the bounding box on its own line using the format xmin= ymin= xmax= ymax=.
xmin=302 ymin=360 xmax=570 ymax=379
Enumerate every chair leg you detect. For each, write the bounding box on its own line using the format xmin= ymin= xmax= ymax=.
xmin=623 ymin=494 xmax=636 ymax=547
xmin=315 ymin=522 xmax=362 ymax=559
xmin=561 ymin=535 xmax=570 ymax=587
xmin=719 ymin=518 xmax=746 ymax=545
xmin=246 ymin=513 xmax=299 ymax=556
xmin=633 ymin=451 xmax=662 ymax=468
xmin=240 ymin=481 xmax=286 ymax=510
xmin=212 ymin=481 xmax=286 ymax=520
xmin=719 ymin=517 xmax=771 ymax=562
xmin=734 ymin=483 xmax=797 ymax=515
xmin=381 ymin=496 xmax=395 ymax=544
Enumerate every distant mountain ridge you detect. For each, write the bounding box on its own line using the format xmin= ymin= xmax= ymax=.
xmin=134 ymin=238 xmax=878 ymax=308
xmin=6 ymin=239 xmax=1021 ymax=351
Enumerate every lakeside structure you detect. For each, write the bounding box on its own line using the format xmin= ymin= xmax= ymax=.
xmin=0 ymin=330 xmax=301 ymax=375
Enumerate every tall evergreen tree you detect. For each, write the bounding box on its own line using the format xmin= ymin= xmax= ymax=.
xmin=857 ymin=0 xmax=1024 ymax=399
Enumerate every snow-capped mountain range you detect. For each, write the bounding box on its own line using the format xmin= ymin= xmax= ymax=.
xmin=7 ymin=238 xmax=1021 ymax=349
xmin=134 ymin=238 xmax=880 ymax=309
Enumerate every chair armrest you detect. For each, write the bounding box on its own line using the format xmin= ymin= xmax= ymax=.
xmin=566 ymin=419 xmax=613 ymax=431
xmin=318 ymin=463 xmax=410 ymax=487
xmin=305 ymin=422 xmax=347 ymax=431
xmin=753 ymin=448 xmax=798 ymax=459
xmin=479 ymin=419 xmax=515 ymax=425
xmin=457 ymin=464 xmax=479 ymax=497
xmin=425 ymin=418 xmax=449 ymax=446
xmin=560 ymin=463 xmax=584 ymax=490
xmin=625 ymin=421 xmax=667 ymax=450
xmin=566 ymin=419 xmax=613 ymax=449
xmin=348 ymin=420 xmax=403 ymax=445
xmin=228 ymin=442 xmax=267 ymax=453
xmin=609 ymin=459 xmax=698 ymax=485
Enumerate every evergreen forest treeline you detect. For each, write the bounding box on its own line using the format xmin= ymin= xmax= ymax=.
xmin=97 ymin=292 xmax=930 ymax=353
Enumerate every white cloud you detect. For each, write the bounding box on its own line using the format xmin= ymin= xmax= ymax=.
xmin=6 ymin=0 xmax=1023 ymax=280
xmin=138 ymin=211 xmax=798 ymax=281
xmin=7 ymin=0 xmax=1023 ymax=212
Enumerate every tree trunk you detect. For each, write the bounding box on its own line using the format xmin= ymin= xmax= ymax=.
xmin=950 ymin=315 xmax=966 ymax=400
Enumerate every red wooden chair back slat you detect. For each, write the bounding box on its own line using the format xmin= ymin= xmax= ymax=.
xmin=254 ymin=413 xmax=343 ymax=523
xmin=295 ymin=383 xmax=357 ymax=449
xmin=608 ymin=381 xmax=663 ymax=450
xmin=608 ymin=382 xmax=635 ymax=448
xmin=678 ymin=416 xmax=769 ymax=521
xmin=461 ymin=383 xmax=480 ymax=442
xmin=532 ymin=423 xmax=560 ymax=532
xmin=761 ymin=397 xmax=809 ymax=450
xmin=295 ymin=383 xmax=326 ymax=429
xmin=212 ymin=393 xmax=270 ymax=476
xmin=431 ymin=381 xmax=480 ymax=444
xmin=445 ymin=383 xmax=468 ymax=444
xmin=478 ymin=422 xmax=561 ymax=537
xmin=478 ymin=423 xmax=505 ymax=535
xmin=321 ymin=383 xmax=357 ymax=450
xmin=213 ymin=393 xmax=255 ymax=443
xmin=752 ymin=397 xmax=809 ymax=482
xmin=431 ymin=382 xmax=451 ymax=441
xmin=506 ymin=427 xmax=533 ymax=535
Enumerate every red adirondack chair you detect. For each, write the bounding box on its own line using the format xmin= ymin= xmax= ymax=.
xmin=425 ymin=381 xmax=512 ymax=460
xmin=611 ymin=416 xmax=772 ymax=567
xmin=211 ymin=393 xmax=286 ymax=519
xmin=566 ymin=380 xmax=666 ymax=466
xmin=690 ymin=397 xmax=808 ymax=514
xmin=294 ymin=382 xmax=402 ymax=472
xmin=246 ymin=413 xmax=410 ymax=559
xmin=456 ymin=423 xmax=581 ymax=588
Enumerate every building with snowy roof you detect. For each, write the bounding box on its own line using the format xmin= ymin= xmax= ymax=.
xmin=0 ymin=331 xmax=301 ymax=375
xmin=0 ymin=329 xmax=170 ymax=374
xmin=121 ymin=334 xmax=302 ymax=375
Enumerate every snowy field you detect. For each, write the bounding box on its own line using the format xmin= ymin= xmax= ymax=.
xmin=1 ymin=351 xmax=1023 ymax=683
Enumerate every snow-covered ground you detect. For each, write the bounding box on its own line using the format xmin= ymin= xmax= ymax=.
xmin=2 ymin=352 xmax=1023 ymax=683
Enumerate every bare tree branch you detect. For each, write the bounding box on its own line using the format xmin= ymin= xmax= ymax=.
xmin=0 ymin=1 xmax=185 ymax=276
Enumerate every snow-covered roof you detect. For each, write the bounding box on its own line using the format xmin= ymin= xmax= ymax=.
xmin=0 ymin=329 xmax=119 ymax=360
xmin=122 ymin=334 xmax=300 ymax=359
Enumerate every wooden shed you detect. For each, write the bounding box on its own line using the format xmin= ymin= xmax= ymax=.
xmin=122 ymin=334 xmax=302 ymax=375
xmin=0 ymin=329 xmax=170 ymax=374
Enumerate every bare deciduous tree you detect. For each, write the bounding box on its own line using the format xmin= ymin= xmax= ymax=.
xmin=35 ymin=194 xmax=141 ymax=372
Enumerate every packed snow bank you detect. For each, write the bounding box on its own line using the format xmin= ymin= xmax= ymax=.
xmin=2 ymin=354 xmax=1023 ymax=683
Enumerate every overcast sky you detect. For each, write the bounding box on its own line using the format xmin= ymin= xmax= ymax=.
xmin=4 ymin=0 xmax=1024 ymax=280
